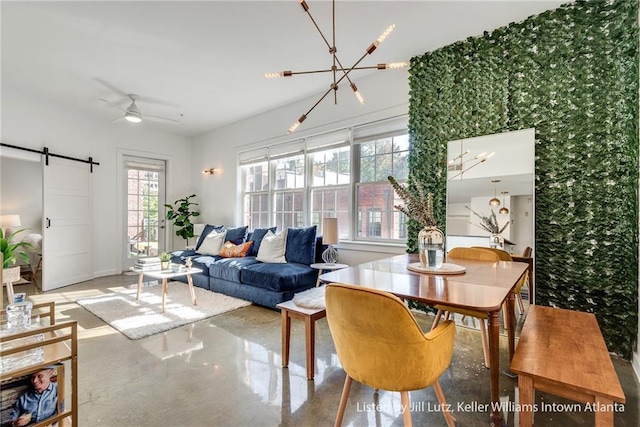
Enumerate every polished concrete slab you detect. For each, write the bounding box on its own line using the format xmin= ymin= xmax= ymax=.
xmin=7 ymin=275 xmax=639 ymax=427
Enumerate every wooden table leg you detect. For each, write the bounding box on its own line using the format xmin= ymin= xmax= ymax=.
xmin=507 ymin=292 xmax=516 ymax=361
xmin=281 ymin=309 xmax=291 ymax=368
xmin=187 ymin=274 xmax=197 ymax=306
xmin=315 ymin=269 xmax=324 ymax=287
xmin=304 ymin=314 xmax=316 ymax=380
xmin=161 ymin=278 xmax=168 ymax=313
xmin=594 ymin=398 xmax=614 ymax=427
xmin=136 ymin=273 xmax=143 ymax=300
xmin=488 ymin=311 xmax=505 ymax=427
xmin=518 ymin=375 xmax=534 ymax=427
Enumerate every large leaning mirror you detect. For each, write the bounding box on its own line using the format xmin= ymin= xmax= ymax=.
xmin=446 ymin=128 xmax=535 ymax=257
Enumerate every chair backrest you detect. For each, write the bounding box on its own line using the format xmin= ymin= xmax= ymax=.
xmin=471 ymin=246 xmax=513 ymax=261
xmin=522 ymin=246 xmax=532 ymax=258
xmin=325 ymin=283 xmax=455 ymax=391
xmin=447 ymin=247 xmax=501 ymax=262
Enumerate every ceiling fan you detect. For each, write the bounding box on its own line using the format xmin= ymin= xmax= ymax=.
xmin=100 ymin=94 xmax=180 ymax=125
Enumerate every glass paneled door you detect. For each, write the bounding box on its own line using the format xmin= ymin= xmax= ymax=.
xmin=123 ymin=156 xmax=166 ymax=269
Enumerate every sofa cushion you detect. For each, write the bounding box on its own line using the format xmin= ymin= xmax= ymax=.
xmin=240 ymin=262 xmax=316 ymax=292
xmin=225 ymin=226 xmax=249 ymax=245
xmin=195 ymin=224 xmax=224 ymax=250
xmin=219 ymin=241 xmax=253 ymax=258
xmin=285 ymin=225 xmax=317 ymax=265
xmin=197 ymin=230 xmax=227 ymax=255
xmin=257 ymin=230 xmax=288 ymax=263
xmin=248 ymin=227 xmax=277 ymax=256
xmin=188 ymin=254 xmax=222 ymax=273
xmin=209 ymin=256 xmax=261 ymax=282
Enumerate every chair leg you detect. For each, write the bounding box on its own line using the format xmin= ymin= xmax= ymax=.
xmin=431 ymin=309 xmax=444 ymax=331
xmin=516 ymin=293 xmax=525 ymax=314
xmin=433 ymin=379 xmax=455 ymax=427
xmin=400 ymin=391 xmax=412 ymax=427
xmin=478 ymin=319 xmax=490 ymax=369
xmin=334 ymin=375 xmax=352 ymax=427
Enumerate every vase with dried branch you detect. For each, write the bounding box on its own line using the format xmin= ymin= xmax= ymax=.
xmin=466 ymin=206 xmax=509 ymax=248
xmin=388 ymin=176 xmax=444 ymax=269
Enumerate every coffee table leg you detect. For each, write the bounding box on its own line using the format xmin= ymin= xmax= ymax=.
xmin=187 ymin=274 xmax=197 ymax=306
xmin=136 ymin=273 xmax=143 ymax=300
xmin=162 ymin=278 xmax=168 ymax=313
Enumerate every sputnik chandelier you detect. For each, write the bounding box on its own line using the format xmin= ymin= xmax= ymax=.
xmin=265 ymin=0 xmax=408 ymax=133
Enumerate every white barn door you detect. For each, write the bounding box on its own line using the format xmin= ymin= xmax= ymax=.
xmin=42 ymin=157 xmax=92 ymax=290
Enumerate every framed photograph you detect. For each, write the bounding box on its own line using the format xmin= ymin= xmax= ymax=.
xmin=0 ymin=364 xmax=64 ymax=427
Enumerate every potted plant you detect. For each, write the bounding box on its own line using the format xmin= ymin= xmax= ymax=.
xmin=164 ymin=194 xmax=201 ymax=246
xmin=159 ymin=252 xmax=171 ymax=270
xmin=1 ymin=228 xmax=33 ymax=284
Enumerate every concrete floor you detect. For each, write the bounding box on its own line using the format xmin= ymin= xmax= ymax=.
xmin=6 ymin=274 xmax=639 ymax=427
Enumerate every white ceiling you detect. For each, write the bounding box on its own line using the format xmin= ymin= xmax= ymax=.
xmin=2 ymin=1 xmax=567 ymax=137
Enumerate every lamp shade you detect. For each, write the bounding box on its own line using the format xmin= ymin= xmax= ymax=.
xmin=322 ymin=218 xmax=338 ymax=245
xmin=0 ymin=214 xmax=21 ymax=228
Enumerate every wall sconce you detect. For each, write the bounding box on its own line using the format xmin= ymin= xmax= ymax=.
xmin=202 ymin=168 xmax=216 ymax=175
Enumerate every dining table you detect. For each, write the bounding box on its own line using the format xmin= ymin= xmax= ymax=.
xmin=319 ymin=253 xmax=529 ymax=427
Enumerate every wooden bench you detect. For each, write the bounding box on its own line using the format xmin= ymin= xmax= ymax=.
xmin=510 ymin=305 xmax=625 ymax=426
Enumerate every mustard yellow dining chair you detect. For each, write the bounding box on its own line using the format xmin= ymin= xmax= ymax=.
xmin=432 ymin=247 xmax=500 ymax=368
xmin=325 ymin=283 xmax=456 ymax=427
xmin=473 ymin=246 xmax=529 ymax=317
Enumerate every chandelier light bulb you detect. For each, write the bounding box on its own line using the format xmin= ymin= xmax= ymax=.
xmin=377 ymin=24 xmax=395 ymax=45
xmin=351 ymin=83 xmax=365 ymax=104
xmin=287 ymin=114 xmax=307 ymax=134
xmin=386 ymin=61 xmax=408 ymax=69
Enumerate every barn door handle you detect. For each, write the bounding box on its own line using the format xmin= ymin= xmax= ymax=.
xmin=46 ymin=218 xmax=51 ymax=228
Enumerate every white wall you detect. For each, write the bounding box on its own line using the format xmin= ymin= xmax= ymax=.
xmin=1 ymin=157 xmax=42 ymax=235
xmin=191 ymin=69 xmax=411 ymax=263
xmin=1 ymin=88 xmax=194 ymax=279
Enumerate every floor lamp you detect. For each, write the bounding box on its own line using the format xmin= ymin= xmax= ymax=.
xmin=322 ymin=218 xmax=339 ymax=265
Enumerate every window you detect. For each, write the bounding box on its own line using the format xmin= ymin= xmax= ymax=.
xmin=273 ymin=154 xmax=305 ymax=229
xmin=309 ymin=145 xmax=350 ymax=238
xmin=238 ymin=118 xmax=408 ymax=243
xmin=355 ymin=134 xmax=410 ymax=240
xmin=241 ymin=161 xmax=269 ymax=229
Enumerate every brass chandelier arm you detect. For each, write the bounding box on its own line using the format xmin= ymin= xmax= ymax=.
xmin=274 ymin=0 xmax=406 ymax=133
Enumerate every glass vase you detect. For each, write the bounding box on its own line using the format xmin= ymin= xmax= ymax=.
xmin=418 ymin=226 xmax=445 ymax=269
xmin=489 ymin=233 xmax=504 ymax=249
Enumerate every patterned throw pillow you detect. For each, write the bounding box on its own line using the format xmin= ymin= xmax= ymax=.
xmin=219 ymin=241 xmax=253 ymax=258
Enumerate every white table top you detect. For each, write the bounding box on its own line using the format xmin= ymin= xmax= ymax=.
xmin=310 ymin=263 xmax=348 ymax=270
xmin=129 ymin=266 xmax=203 ymax=279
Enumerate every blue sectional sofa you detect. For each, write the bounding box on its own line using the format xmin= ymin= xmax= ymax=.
xmin=170 ymin=225 xmax=324 ymax=309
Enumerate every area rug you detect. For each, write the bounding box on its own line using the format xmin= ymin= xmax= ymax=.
xmin=76 ymin=283 xmax=251 ymax=339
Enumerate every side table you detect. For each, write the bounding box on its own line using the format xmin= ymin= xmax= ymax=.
xmin=310 ymin=263 xmax=348 ymax=287
xmin=276 ymin=299 xmax=326 ymax=380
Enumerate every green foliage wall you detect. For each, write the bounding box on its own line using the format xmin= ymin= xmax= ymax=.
xmin=408 ymin=0 xmax=639 ymax=358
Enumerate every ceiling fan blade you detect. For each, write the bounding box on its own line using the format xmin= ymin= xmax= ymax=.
xmin=144 ymin=115 xmax=180 ymax=125
xmin=100 ymin=98 xmax=126 ymax=112
xmin=112 ymin=116 xmax=126 ymax=123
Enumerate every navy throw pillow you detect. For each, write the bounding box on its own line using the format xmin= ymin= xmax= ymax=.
xmin=225 ymin=226 xmax=249 ymax=245
xmin=195 ymin=224 xmax=224 ymax=250
xmin=248 ymin=227 xmax=277 ymax=256
xmin=285 ymin=225 xmax=317 ymax=265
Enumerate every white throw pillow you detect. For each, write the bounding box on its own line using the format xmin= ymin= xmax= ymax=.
xmin=256 ymin=230 xmax=288 ymax=263
xmin=197 ymin=230 xmax=227 ymax=256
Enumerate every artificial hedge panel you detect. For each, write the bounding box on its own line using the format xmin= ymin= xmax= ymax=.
xmin=408 ymin=0 xmax=638 ymax=358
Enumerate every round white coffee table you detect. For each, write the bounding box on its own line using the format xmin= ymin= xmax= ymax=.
xmin=310 ymin=263 xmax=348 ymax=287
